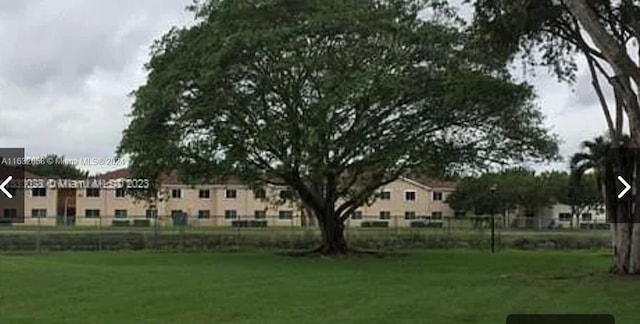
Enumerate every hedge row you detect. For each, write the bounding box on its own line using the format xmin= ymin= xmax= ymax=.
xmin=0 ymin=232 xmax=612 ymax=252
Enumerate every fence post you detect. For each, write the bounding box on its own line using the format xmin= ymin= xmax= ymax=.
xmin=36 ymin=215 xmax=41 ymax=253
xmin=98 ymin=216 xmax=103 ymax=251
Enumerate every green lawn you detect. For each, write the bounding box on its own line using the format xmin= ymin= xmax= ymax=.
xmin=0 ymin=250 xmax=637 ymax=324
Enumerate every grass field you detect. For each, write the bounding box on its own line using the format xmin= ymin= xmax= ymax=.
xmin=0 ymin=250 xmax=638 ymax=324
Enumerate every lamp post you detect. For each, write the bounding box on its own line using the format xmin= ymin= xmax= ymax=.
xmin=490 ymin=184 xmax=497 ymax=253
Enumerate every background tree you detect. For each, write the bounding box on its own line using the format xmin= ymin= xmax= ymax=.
xmin=25 ymin=154 xmax=88 ymax=179
xmin=468 ymin=0 xmax=640 ymax=274
xmin=118 ymin=0 xmax=557 ymax=254
xmin=447 ymin=168 xmax=557 ymax=228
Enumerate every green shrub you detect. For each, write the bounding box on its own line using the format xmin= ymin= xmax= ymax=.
xmin=133 ymin=219 xmax=151 ymax=227
xmin=426 ymin=222 xmax=444 ymax=228
xmin=580 ymin=223 xmax=610 ymax=230
xmin=410 ymin=221 xmax=427 ymax=228
xmin=232 ymin=220 xmax=267 ymax=228
xmin=112 ymin=219 xmax=130 ymax=227
xmin=249 ymin=220 xmax=267 ymax=227
xmin=361 ymin=221 xmax=389 ymax=228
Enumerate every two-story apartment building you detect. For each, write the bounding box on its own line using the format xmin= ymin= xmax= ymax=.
xmin=14 ymin=168 xmax=456 ymax=228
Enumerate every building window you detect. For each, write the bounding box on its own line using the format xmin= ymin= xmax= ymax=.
xmin=279 ymin=211 xmax=293 ymax=220
xmin=3 ymin=209 xmax=17 ymax=219
xmin=114 ymin=209 xmax=128 ymax=219
xmin=380 ymin=190 xmax=391 ymax=200
xmin=86 ymin=188 xmax=100 ymax=198
xmin=558 ymin=213 xmax=572 ymax=220
xmin=171 ymin=189 xmax=182 ymax=199
xmin=145 ymin=209 xmax=157 ymax=219
xmin=432 ymin=211 xmax=443 ymax=220
xmin=198 ymin=189 xmax=210 ymax=199
xmin=224 ymin=209 xmax=237 ymax=219
xmin=198 ymin=210 xmax=210 ymax=219
xmin=31 ymin=209 xmax=47 ymax=218
xmin=581 ymin=213 xmax=592 ymax=221
xmin=279 ymin=190 xmax=293 ymax=200
xmin=115 ymin=188 xmax=126 ymax=198
xmin=380 ymin=211 xmax=391 ymax=220
xmin=405 ymin=211 xmax=416 ymax=220
xmin=432 ymin=192 xmax=443 ymax=201
xmin=31 ymin=188 xmax=46 ymax=197
xmin=254 ymin=189 xmax=266 ymax=199
xmin=351 ymin=211 xmax=363 ymax=220
xmin=225 ymin=189 xmax=237 ymax=199
xmin=254 ymin=210 xmax=266 ymax=219
xmin=405 ymin=191 xmax=416 ymax=202
xmin=171 ymin=210 xmax=183 ymax=218
xmin=85 ymin=209 xmax=100 ymax=218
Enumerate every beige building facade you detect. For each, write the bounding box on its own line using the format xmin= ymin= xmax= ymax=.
xmin=12 ymin=169 xmax=456 ymax=228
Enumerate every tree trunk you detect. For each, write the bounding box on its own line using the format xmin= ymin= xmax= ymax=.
xmin=316 ymin=212 xmax=348 ymax=255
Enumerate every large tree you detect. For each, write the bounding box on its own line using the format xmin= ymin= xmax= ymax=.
xmin=118 ymin=0 xmax=557 ymax=254
xmin=468 ymin=0 xmax=640 ymax=274
xmin=25 ymin=154 xmax=88 ymax=179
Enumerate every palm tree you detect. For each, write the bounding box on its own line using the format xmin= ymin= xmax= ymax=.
xmin=570 ymin=134 xmax=630 ymax=194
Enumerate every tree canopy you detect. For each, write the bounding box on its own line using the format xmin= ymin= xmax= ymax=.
xmin=447 ymin=168 xmax=603 ymax=224
xmin=118 ymin=0 xmax=558 ymax=254
xmin=24 ymin=154 xmax=88 ymax=179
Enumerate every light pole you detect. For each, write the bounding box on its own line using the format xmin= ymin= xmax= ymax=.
xmin=490 ymin=184 xmax=497 ymax=253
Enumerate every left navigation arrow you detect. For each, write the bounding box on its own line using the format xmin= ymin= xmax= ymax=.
xmin=0 ymin=176 xmax=12 ymax=199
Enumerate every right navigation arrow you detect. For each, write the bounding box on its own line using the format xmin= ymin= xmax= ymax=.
xmin=618 ymin=176 xmax=631 ymax=199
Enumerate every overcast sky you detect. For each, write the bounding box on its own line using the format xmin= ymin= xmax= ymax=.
xmin=0 ymin=1 xmax=610 ymax=174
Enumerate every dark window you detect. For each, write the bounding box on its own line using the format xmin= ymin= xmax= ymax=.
xmin=405 ymin=191 xmax=416 ymax=201
xmin=581 ymin=213 xmax=592 ymax=221
xmin=171 ymin=189 xmax=182 ymax=199
xmin=432 ymin=212 xmax=443 ymax=220
xmin=198 ymin=210 xmax=210 ymax=219
xmin=405 ymin=211 xmax=417 ymax=220
xmin=224 ymin=210 xmax=237 ymax=219
xmin=254 ymin=189 xmax=266 ymax=199
xmin=86 ymin=188 xmax=100 ymax=197
xmin=254 ymin=210 xmax=266 ymax=219
xmin=279 ymin=190 xmax=292 ymax=200
xmin=115 ymin=188 xmax=126 ymax=198
xmin=31 ymin=188 xmax=46 ymax=197
xmin=3 ymin=209 xmax=17 ymax=219
xmin=145 ymin=209 xmax=157 ymax=219
xmin=432 ymin=192 xmax=443 ymax=201
xmin=558 ymin=213 xmax=572 ymax=220
xmin=380 ymin=211 xmax=391 ymax=220
xmin=225 ymin=189 xmax=237 ymax=199
xmin=380 ymin=191 xmax=391 ymax=200
xmin=114 ymin=209 xmax=127 ymax=219
xmin=198 ymin=189 xmax=210 ymax=199
xmin=31 ymin=209 xmax=47 ymax=218
xmin=85 ymin=209 xmax=100 ymax=218
xmin=351 ymin=211 xmax=363 ymax=220
xmin=279 ymin=211 xmax=293 ymax=220
xmin=171 ymin=210 xmax=183 ymax=218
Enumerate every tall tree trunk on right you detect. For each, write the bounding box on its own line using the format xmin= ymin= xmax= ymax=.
xmin=564 ymin=0 xmax=640 ymax=274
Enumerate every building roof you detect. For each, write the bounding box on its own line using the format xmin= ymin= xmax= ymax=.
xmin=95 ymin=168 xmax=456 ymax=190
xmin=403 ymin=175 xmax=457 ymax=190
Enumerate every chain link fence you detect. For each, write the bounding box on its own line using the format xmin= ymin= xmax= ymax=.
xmin=0 ymin=214 xmax=612 ymax=252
